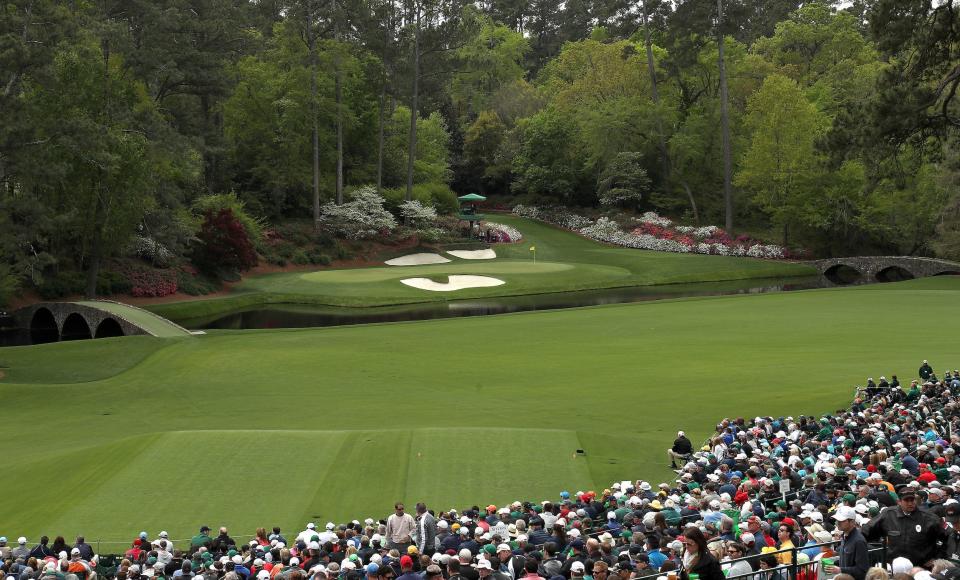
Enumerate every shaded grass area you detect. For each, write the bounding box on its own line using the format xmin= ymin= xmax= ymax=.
xmin=3 ymin=277 xmax=957 ymax=541
xmin=147 ymin=216 xmax=814 ymax=321
xmin=0 ymin=336 xmax=168 ymax=383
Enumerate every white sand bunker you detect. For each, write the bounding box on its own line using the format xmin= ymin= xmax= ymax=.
xmin=385 ymin=253 xmax=451 ymax=266
xmin=446 ymin=249 xmax=497 ymax=260
xmin=401 ymin=275 xmax=505 ymax=292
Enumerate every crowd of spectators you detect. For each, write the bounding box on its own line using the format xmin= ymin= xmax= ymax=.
xmin=4 ymin=361 xmax=960 ymax=580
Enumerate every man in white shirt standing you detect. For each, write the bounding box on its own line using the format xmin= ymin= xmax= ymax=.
xmin=387 ymin=502 xmax=416 ymax=553
xmin=296 ymin=523 xmax=318 ymax=545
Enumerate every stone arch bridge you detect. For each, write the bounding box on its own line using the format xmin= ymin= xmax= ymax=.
xmin=809 ymin=256 xmax=960 ymax=282
xmin=10 ymin=300 xmax=191 ymax=345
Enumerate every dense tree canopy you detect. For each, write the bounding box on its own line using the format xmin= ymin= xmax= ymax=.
xmin=1 ymin=0 xmax=958 ymax=304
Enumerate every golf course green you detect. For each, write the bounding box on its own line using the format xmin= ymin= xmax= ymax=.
xmin=3 ymin=275 xmax=959 ymax=547
xmin=147 ymin=215 xmax=814 ymax=321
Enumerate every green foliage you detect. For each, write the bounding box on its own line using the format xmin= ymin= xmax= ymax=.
xmin=36 ymin=269 xmax=131 ymax=300
xmin=598 ymin=153 xmax=651 ymax=208
xmin=462 ymin=110 xmax=509 ymax=194
xmin=381 ymin=183 xmax=458 ymax=216
xmin=510 ymin=109 xmax=589 ymax=202
xmin=451 ymin=8 xmax=530 ymax=116
xmin=384 ymin=107 xmax=452 ymax=188
xmin=176 ymin=270 xmax=222 ymax=296
xmin=736 ymin=74 xmax=830 ymax=242
xmin=753 ymin=2 xmax=879 ymax=113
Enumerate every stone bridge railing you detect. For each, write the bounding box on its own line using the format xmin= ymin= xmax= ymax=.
xmin=809 ymin=256 xmax=960 ymax=280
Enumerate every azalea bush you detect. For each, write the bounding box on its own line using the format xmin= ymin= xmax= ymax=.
xmin=484 ymin=222 xmax=523 ymax=243
xmin=512 ymin=205 xmax=592 ymax=230
xmin=127 ymin=267 xmax=179 ymax=297
xmin=318 ymin=186 xmax=398 ymax=240
xmin=514 ymin=206 xmax=789 ymax=259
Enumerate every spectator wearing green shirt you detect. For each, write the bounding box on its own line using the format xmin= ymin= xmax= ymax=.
xmin=191 ymin=526 xmax=212 ymax=553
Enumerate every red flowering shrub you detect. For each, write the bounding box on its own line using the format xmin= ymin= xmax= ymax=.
xmin=128 ymin=268 xmax=179 ymax=297
xmin=192 ymin=208 xmax=259 ymax=275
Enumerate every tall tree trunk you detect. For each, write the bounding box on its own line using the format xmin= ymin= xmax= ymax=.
xmin=86 ymin=37 xmax=111 ymax=299
xmin=717 ymin=0 xmax=734 ymax=232
xmin=680 ymin=179 xmax=700 ymax=225
xmin=333 ymin=0 xmax=344 ymax=204
xmin=641 ymin=1 xmax=669 ymax=184
xmin=376 ymin=1 xmax=391 ymax=194
xmin=640 ymin=0 xmax=699 ymax=223
xmin=405 ymin=1 xmax=420 ymax=201
xmin=308 ymin=0 xmax=321 ymax=229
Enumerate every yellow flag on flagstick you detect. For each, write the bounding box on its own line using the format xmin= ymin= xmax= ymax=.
xmin=529 ymin=246 xmax=536 ymax=251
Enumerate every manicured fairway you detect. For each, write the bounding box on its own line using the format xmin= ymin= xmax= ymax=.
xmin=148 ymin=216 xmax=814 ymax=320
xmin=2 ymin=276 xmax=958 ymax=547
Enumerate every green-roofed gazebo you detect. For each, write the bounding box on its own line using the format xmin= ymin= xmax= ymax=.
xmin=457 ymin=193 xmax=486 ymax=226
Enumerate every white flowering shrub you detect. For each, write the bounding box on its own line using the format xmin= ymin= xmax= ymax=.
xmin=694 ymin=226 xmax=721 ymax=238
xmin=415 ymin=227 xmax=447 ymax=243
xmin=319 ymin=187 xmax=397 ymax=240
xmin=129 ymin=235 xmax=174 ymax=265
xmin=746 ymin=244 xmax=784 ymax=259
xmin=399 ymin=200 xmax=438 ymax=227
xmin=579 ymin=217 xmax=622 ymax=240
xmin=638 ymin=211 xmax=673 ymax=227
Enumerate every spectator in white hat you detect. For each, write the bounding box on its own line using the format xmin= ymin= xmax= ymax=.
xmin=824 ymin=507 xmax=868 ymax=580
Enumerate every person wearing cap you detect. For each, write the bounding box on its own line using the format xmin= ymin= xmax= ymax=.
xmin=192 ymin=527 xmax=213 ymax=554
xmin=526 ymin=518 xmax=551 ymax=547
xmin=823 ymin=506 xmax=868 ymax=580
xmin=476 ymin=557 xmax=510 ymax=580
xmin=560 ymin=540 xmax=588 ymax=578
xmin=669 ymin=431 xmax=694 ymax=469
xmin=495 ymin=544 xmax=524 ymax=579
xmin=0 ymin=536 xmax=9 ymax=560
xmin=920 ymin=360 xmax=933 ymax=381
xmin=861 ymin=486 xmax=945 ymax=565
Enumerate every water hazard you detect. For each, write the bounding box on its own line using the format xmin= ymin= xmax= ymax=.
xmin=178 ymin=275 xmax=853 ymax=331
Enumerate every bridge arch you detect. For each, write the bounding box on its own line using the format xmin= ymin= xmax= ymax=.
xmin=30 ymin=307 xmax=59 ymax=344
xmin=823 ymin=263 xmax=862 ymax=284
xmin=875 ymin=265 xmax=915 ymax=283
xmin=94 ymin=317 xmax=125 ymax=339
xmin=61 ymin=312 xmax=93 ymax=341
